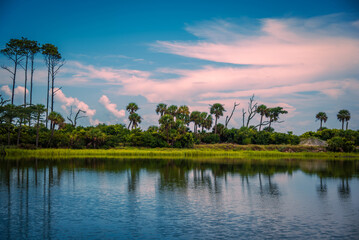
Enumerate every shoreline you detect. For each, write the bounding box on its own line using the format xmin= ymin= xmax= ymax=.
xmin=3 ymin=144 xmax=359 ymax=160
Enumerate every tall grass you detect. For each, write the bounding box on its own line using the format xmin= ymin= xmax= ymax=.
xmin=3 ymin=147 xmax=359 ymax=160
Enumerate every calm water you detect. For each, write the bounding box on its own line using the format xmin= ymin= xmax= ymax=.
xmin=0 ymin=158 xmax=358 ymax=239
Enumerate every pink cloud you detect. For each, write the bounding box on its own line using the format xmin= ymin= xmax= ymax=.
xmin=54 ymin=88 xmax=99 ymax=125
xmin=98 ymin=95 xmax=125 ymax=118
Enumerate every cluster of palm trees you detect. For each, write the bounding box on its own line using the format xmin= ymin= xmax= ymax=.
xmin=127 ymin=101 xmax=290 ymax=134
xmin=154 ymin=103 xmax=226 ymax=134
xmin=255 ymin=105 xmax=288 ymax=131
xmin=1 ymin=37 xmax=64 ymax=129
xmin=316 ymin=110 xmax=351 ymax=130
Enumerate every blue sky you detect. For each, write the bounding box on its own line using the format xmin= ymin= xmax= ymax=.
xmin=1 ymin=0 xmax=359 ymax=134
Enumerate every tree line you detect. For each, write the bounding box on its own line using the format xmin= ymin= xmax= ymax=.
xmin=1 ymin=37 xmax=64 ymax=128
xmin=1 ymin=38 xmax=357 ymax=152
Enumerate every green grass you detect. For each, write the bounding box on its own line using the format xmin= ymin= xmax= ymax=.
xmin=3 ymin=146 xmax=359 ymax=160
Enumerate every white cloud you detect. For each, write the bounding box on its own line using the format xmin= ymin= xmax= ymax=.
xmin=1 ymin=85 xmax=29 ymax=97
xmin=54 ymin=88 xmax=100 ymax=125
xmin=98 ymin=95 xmax=126 ymax=118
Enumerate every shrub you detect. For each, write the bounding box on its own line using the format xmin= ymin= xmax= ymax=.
xmin=327 ymin=136 xmax=355 ymax=152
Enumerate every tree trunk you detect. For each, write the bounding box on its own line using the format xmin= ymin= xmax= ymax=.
xmin=17 ymin=120 xmax=22 ymax=146
xmin=29 ymin=56 xmax=35 ymax=127
xmin=30 ymin=56 xmax=34 ymax=106
xmin=320 ymin=119 xmax=323 ymax=129
xmin=7 ymin=126 xmax=11 ymax=145
xmin=11 ymin=56 xmax=18 ymax=105
xmin=46 ymin=65 xmax=50 ymax=128
xmin=342 ymin=120 xmax=344 ymax=130
xmin=24 ymin=56 xmax=28 ymax=107
xmin=36 ymin=116 xmax=40 ymax=148
xmin=214 ymin=117 xmax=218 ymax=134
xmin=51 ymin=65 xmax=54 ymax=113
xmin=346 ymin=121 xmax=349 ymax=130
xmin=259 ymin=114 xmax=263 ymax=131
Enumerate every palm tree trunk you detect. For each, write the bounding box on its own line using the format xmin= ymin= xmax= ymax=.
xmin=214 ymin=117 xmax=218 ymax=134
xmin=320 ymin=119 xmax=323 ymax=129
xmin=346 ymin=121 xmax=349 ymax=130
xmin=342 ymin=120 xmax=344 ymax=130
xmin=259 ymin=114 xmax=263 ymax=131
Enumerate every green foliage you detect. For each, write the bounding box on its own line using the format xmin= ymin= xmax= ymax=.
xmin=327 ymin=137 xmax=355 ymax=152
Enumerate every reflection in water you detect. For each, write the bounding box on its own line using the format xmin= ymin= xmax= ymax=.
xmin=0 ymin=158 xmax=358 ymax=239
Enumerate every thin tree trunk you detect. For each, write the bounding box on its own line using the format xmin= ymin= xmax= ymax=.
xmin=342 ymin=120 xmax=344 ymax=130
xmin=7 ymin=125 xmax=11 ymax=145
xmin=24 ymin=56 xmax=28 ymax=107
xmin=17 ymin=120 xmax=22 ymax=146
xmin=215 ymin=117 xmax=218 ymax=134
xmin=46 ymin=65 xmax=50 ymax=129
xmin=36 ymin=115 xmax=40 ymax=148
xmin=259 ymin=114 xmax=263 ymax=131
xmin=11 ymin=57 xmax=18 ymax=105
xmin=346 ymin=121 xmax=348 ymax=130
xmin=51 ymin=65 xmax=54 ymax=113
xmin=320 ymin=119 xmax=323 ymax=129
xmin=29 ymin=56 xmax=34 ymax=127
xmin=30 ymin=56 xmax=34 ymax=106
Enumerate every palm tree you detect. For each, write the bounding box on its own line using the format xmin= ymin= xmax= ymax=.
xmin=166 ymin=105 xmax=178 ymax=117
xmin=199 ymin=112 xmax=208 ymax=132
xmin=177 ymin=105 xmax=190 ymax=124
xmin=265 ymin=107 xmax=288 ymax=131
xmin=48 ymin=111 xmax=64 ymax=146
xmin=337 ymin=109 xmax=350 ymax=130
xmin=126 ymin=102 xmax=139 ymax=129
xmin=204 ymin=115 xmax=213 ymax=132
xmin=315 ymin=112 xmax=328 ymax=130
xmin=190 ymin=111 xmax=201 ymax=133
xmin=159 ymin=114 xmax=175 ymax=143
xmin=210 ymin=103 xmax=225 ymax=134
xmin=256 ymin=104 xmax=267 ymax=131
xmin=155 ymin=103 xmax=167 ymax=117
xmin=129 ymin=113 xmax=141 ymax=129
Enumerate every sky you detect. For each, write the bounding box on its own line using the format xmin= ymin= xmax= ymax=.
xmin=0 ymin=0 xmax=359 ymax=134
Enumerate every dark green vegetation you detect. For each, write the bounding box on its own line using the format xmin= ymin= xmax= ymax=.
xmin=1 ymin=38 xmax=357 ymax=152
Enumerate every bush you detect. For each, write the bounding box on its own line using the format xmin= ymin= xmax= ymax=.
xmin=327 ymin=136 xmax=355 ymax=152
xmin=201 ymin=133 xmax=220 ymax=144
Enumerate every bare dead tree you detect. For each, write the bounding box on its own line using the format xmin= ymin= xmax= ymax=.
xmin=242 ymin=108 xmax=246 ymax=127
xmin=67 ymin=106 xmax=87 ymax=127
xmin=245 ymin=94 xmax=258 ymax=127
xmin=225 ymin=102 xmax=240 ymax=128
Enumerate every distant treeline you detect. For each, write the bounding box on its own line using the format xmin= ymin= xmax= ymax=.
xmin=1 ymin=38 xmax=357 ymax=152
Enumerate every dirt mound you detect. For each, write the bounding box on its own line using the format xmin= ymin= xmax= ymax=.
xmin=300 ymin=138 xmax=328 ymax=147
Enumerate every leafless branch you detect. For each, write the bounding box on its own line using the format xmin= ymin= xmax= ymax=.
xmin=225 ymin=102 xmax=239 ymax=128
xmin=1 ymin=65 xmax=14 ymax=75
xmin=246 ymin=94 xmax=258 ymax=127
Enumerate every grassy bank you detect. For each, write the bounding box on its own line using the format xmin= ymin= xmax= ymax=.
xmin=3 ymin=144 xmax=359 ymax=160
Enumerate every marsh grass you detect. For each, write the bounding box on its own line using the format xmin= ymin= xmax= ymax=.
xmin=4 ymin=146 xmax=359 ymax=161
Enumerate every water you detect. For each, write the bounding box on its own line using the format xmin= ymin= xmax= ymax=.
xmin=0 ymin=158 xmax=358 ymax=239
